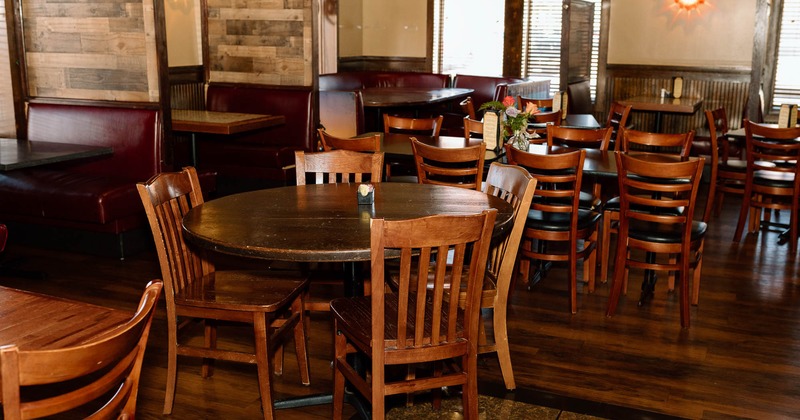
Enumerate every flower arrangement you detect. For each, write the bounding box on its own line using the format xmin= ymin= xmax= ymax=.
xmin=479 ymin=96 xmax=540 ymax=149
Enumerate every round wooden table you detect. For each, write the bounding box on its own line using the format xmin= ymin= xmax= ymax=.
xmin=182 ymin=182 xmax=514 ymax=263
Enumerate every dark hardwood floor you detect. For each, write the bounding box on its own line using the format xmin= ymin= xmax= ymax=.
xmin=1 ymin=194 xmax=798 ymax=419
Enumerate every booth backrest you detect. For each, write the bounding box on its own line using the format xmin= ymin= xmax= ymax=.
xmin=567 ymin=80 xmax=593 ymax=114
xmin=26 ymin=103 xmax=163 ymax=181
xmin=206 ymin=84 xmax=316 ymax=152
xmin=320 ymin=90 xmax=364 ymax=139
xmin=453 ymin=74 xmax=525 ymax=108
xmin=320 ymin=71 xmax=451 ymax=91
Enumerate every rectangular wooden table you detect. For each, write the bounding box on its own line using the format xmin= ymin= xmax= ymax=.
xmin=171 ymin=109 xmax=286 ymax=166
xmin=619 ymin=95 xmax=703 ymax=132
xmin=0 ymin=286 xmax=130 ymax=352
xmin=0 ymin=138 xmax=113 ymax=171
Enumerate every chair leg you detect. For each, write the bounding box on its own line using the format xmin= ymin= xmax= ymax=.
xmin=332 ymin=326 xmax=346 ymax=420
xmin=253 ymin=313 xmax=275 ymax=420
xmin=293 ymin=294 xmax=311 ymax=385
xmin=493 ymin=306 xmax=515 ymax=390
xmin=667 ymin=254 xmax=677 ymax=292
xmin=163 ymin=319 xmax=179 ymax=414
xmin=202 ymin=320 xmax=217 ymax=378
xmin=462 ymin=353 xmax=479 ymax=420
xmin=679 ymin=257 xmax=691 ymax=329
xmin=733 ymin=186 xmax=751 ymax=242
xmin=518 ymin=239 xmax=531 ymax=285
xmin=569 ymin=252 xmax=578 ymax=314
xmin=606 ymin=234 xmax=628 ymax=317
xmin=692 ymin=247 xmax=703 ymax=306
xmin=273 ymin=343 xmax=284 ymax=376
xmin=600 ymin=211 xmax=614 ymax=284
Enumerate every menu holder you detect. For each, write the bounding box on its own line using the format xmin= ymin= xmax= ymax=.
xmin=672 ymin=76 xmax=684 ymax=99
xmin=482 ymin=109 xmax=502 ymax=152
xmin=553 ymin=91 xmax=568 ymax=119
xmin=778 ymin=104 xmax=798 ymax=128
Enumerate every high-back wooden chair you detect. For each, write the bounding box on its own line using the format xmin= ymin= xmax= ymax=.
xmin=606 ymin=152 xmax=705 ymax=328
xmin=460 ymin=96 xmax=477 ymax=120
xmin=318 ymin=128 xmax=380 ymax=152
xmin=295 ymin=149 xmax=384 ymax=185
xmin=528 ymin=110 xmax=562 ymax=136
xmin=463 ymin=116 xmax=483 ymax=139
xmin=605 ymin=101 xmax=633 ymax=146
xmin=138 ymin=166 xmax=310 ymax=418
xmin=506 ymin=146 xmax=600 ymax=314
xmin=330 ymin=210 xmax=497 ymax=420
xmin=411 ymin=139 xmax=485 ymax=191
xmin=546 ymin=125 xmax=613 ymax=150
xmin=698 ymin=108 xmax=747 ymax=219
xmin=0 ymin=280 xmax=162 ymax=420
xmin=733 ymin=120 xmax=800 ymax=253
xmin=600 ymin=128 xmax=695 ymax=283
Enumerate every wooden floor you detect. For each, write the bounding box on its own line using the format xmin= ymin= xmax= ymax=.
xmin=1 ymin=195 xmax=799 ymax=419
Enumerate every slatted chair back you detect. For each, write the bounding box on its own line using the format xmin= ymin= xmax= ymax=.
xmin=383 ymin=114 xmax=443 ymax=136
xmin=605 ymin=101 xmax=633 ymax=142
xmin=518 ymin=96 xmax=553 ymax=110
xmin=411 ymin=139 xmax=485 ymax=190
xmin=0 ymin=281 xmax=162 ymax=420
xmin=295 ymin=149 xmax=384 ymax=185
xmin=546 ymin=125 xmax=613 ymax=150
xmin=460 ymin=96 xmax=477 ymax=120
xmin=463 ymin=116 xmax=484 ymax=139
xmin=619 ymin=128 xmax=694 ymax=157
xmin=318 ymin=128 xmax=380 ymax=152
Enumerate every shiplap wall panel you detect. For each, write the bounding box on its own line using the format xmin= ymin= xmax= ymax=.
xmin=21 ymin=0 xmax=159 ymax=101
xmin=207 ymin=0 xmax=312 ymax=86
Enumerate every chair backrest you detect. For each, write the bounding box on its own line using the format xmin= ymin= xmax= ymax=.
xmin=530 ymin=110 xmax=562 ymax=125
xmin=0 ymin=280 xmax=163 ymax=420
xmin=482 ymin=163 xmax=537 ymax=304
xmin=138 ymin=167 xmax=210 ymax=303
xmin=383 ymin=114 xmax=443 ymax=136
xmin=319 ymin=90 xmax=365 ymax=139
xmin=295 ymin=149 xmax=384 ymax=185
xmin=463 ymin=116 xmax=484 ymax=140
xmin=506 ymin=147 xmax=586 ymax=224
xmin=605 ymin=102 xmax=632 ymax=140
xmin=318 ymin=128 xmax=380 ymax=152
xmin=460 ymin=96 xmax=477 ymax=120
xmin=518 ymin=96 xmax=553 ymax=110
xmin=615 ymin=151 xmax=705 ymax=245
xmin=566 ymin=80 xmax=593 ymax=114
xmin=619 ymin=128 xmax=694 ymax=157
xmin=546 ymin=125 xmax=613 ymax=150
xmin=369 ymin=210 xmax=496 ymax=359
xmin=700 ymin=108 xmax=728 ymax=222
xmin=411 ymin=139 xmax=486 ymax=190
xmin=743 ymin=120 xmax=800 ymax=189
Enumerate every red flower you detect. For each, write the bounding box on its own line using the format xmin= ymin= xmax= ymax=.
xmin=502 ymin=96 xmax=515 ymax=108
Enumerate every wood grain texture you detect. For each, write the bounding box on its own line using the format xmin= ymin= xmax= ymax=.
xmin=2 ymin=187 xmax=800 ymax=418
xmin=19 ymin=0 xmax=159 ymax=101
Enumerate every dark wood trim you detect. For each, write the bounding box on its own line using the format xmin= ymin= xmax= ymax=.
xmin=8 ymin=0 xmax=27 ymax=138
xmin=169 ymin=66 xmax=205 ymax=84
xmin=338 ymin=56 xmax=428 ymax=72
xmin=503 ymin=0 xmax=523 ymax=78
xmin=605 ymin=64 xmax=752 ymax=81
xmin=426 ymin=0 xmax=434 ymax=72
xmin=200 ymin=0 xmax=210 ymax=83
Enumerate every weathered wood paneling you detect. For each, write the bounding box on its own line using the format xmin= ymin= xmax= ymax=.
xmin=20 ymin=0 xmax=159 ymax=101
xmin=206 ymin=0 xmax=312 ymax=86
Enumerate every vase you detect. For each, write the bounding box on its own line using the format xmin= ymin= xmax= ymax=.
xmin=508 ymin=129 xmax=528 ymax=151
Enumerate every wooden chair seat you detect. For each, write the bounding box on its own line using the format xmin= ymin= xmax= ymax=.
xmin=627 ymin=219 xmax=708 ymax=243
xmin=525 ymin=208 xmax=601 ymax=231
xmin=177 ymin=271 xmax=307 ymax=312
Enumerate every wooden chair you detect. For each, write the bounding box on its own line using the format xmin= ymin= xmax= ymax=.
xmin=460 ymin=96 xmax=477 ymax=120
xmin=528 ymin=110 xmax=562 ymax=136
xmin=697 ymin=108 xmax=747 ymax=219
xmin=330 ymin=210 xmax=497 ymax=420
xmin=546 ymin=124 xmax=612 ymax=210
xmin=294 ymin=149 xmax=384 ymax=310
xmin=506 ymin=146 xmax=600 ymax=314
xmin=383 ymin=114 xmax=443 ymax=180
xmin=599 ymin=128 xmax=694 ymax=283
xmin=463 ymin=116 xmax=483 ymax=139
xmin=606 ymin=152 xmax=705 ymax=328
xmin=0 ymin=280 xmax=162 ymax=419
xmin=411 ymin=138 xmax=485 ymax=191
xmin=518 ymin=96 xmax=553 ymax=110
xmin=605 ymin=101 xmax=633 ymax=148
xmin=295 ymin=149 xmax=384 ymax=185
xmin=318 ymin=128 xmax=380 ymax=152
xmin=733 ymin=120 xmax=800 ymax=253
xmin=137 ymin=166 xmax=310 ymax=418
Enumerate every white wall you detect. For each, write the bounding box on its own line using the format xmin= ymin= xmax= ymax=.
xmin=340 ymin=0 xmax=427 ymax=58
xmin=607 ymin=0 xmax=755 ymax=68
xmin=165 ymin=0 xmax=202 ymax=66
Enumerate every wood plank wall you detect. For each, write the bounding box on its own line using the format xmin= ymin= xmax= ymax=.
xmin=19 ymin=0 xmax=160 ymax=101
xmin=605 ymin=66 xmax=752 ymax=133
xmin=206 ymin=0 xmax=312 ymax=86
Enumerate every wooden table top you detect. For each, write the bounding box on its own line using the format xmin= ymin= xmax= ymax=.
xmin=618 ymin=96 xmax=703 ymax=114
xmin=0 ymin=286 xmax=131 ymax=351
xmin=380 ymin=132 xmax=500 ymax=159
xmin=360 ymin=87 xmax=474 ymax=107
xmin=529 ymin=113 xmax=602 ymax=130
xmin=182 ymin=183 xmax=514 ymax=263
xmin=171 ymin=109 xmax=285 ymax=135
xmin=0 ymin=138 xmax=113 ymax=171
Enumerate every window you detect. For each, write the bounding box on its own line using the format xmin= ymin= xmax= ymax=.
xmin=433 ymin=0 xmax=602 ymax=99
xmin=771 ymin=0 xmax=800 ymax=110
xmin=432 ymin=0 xmax=506 ymax=76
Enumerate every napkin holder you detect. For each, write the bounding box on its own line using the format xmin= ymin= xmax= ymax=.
xmin=357 ymin=184 xmax=374 ymax=205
